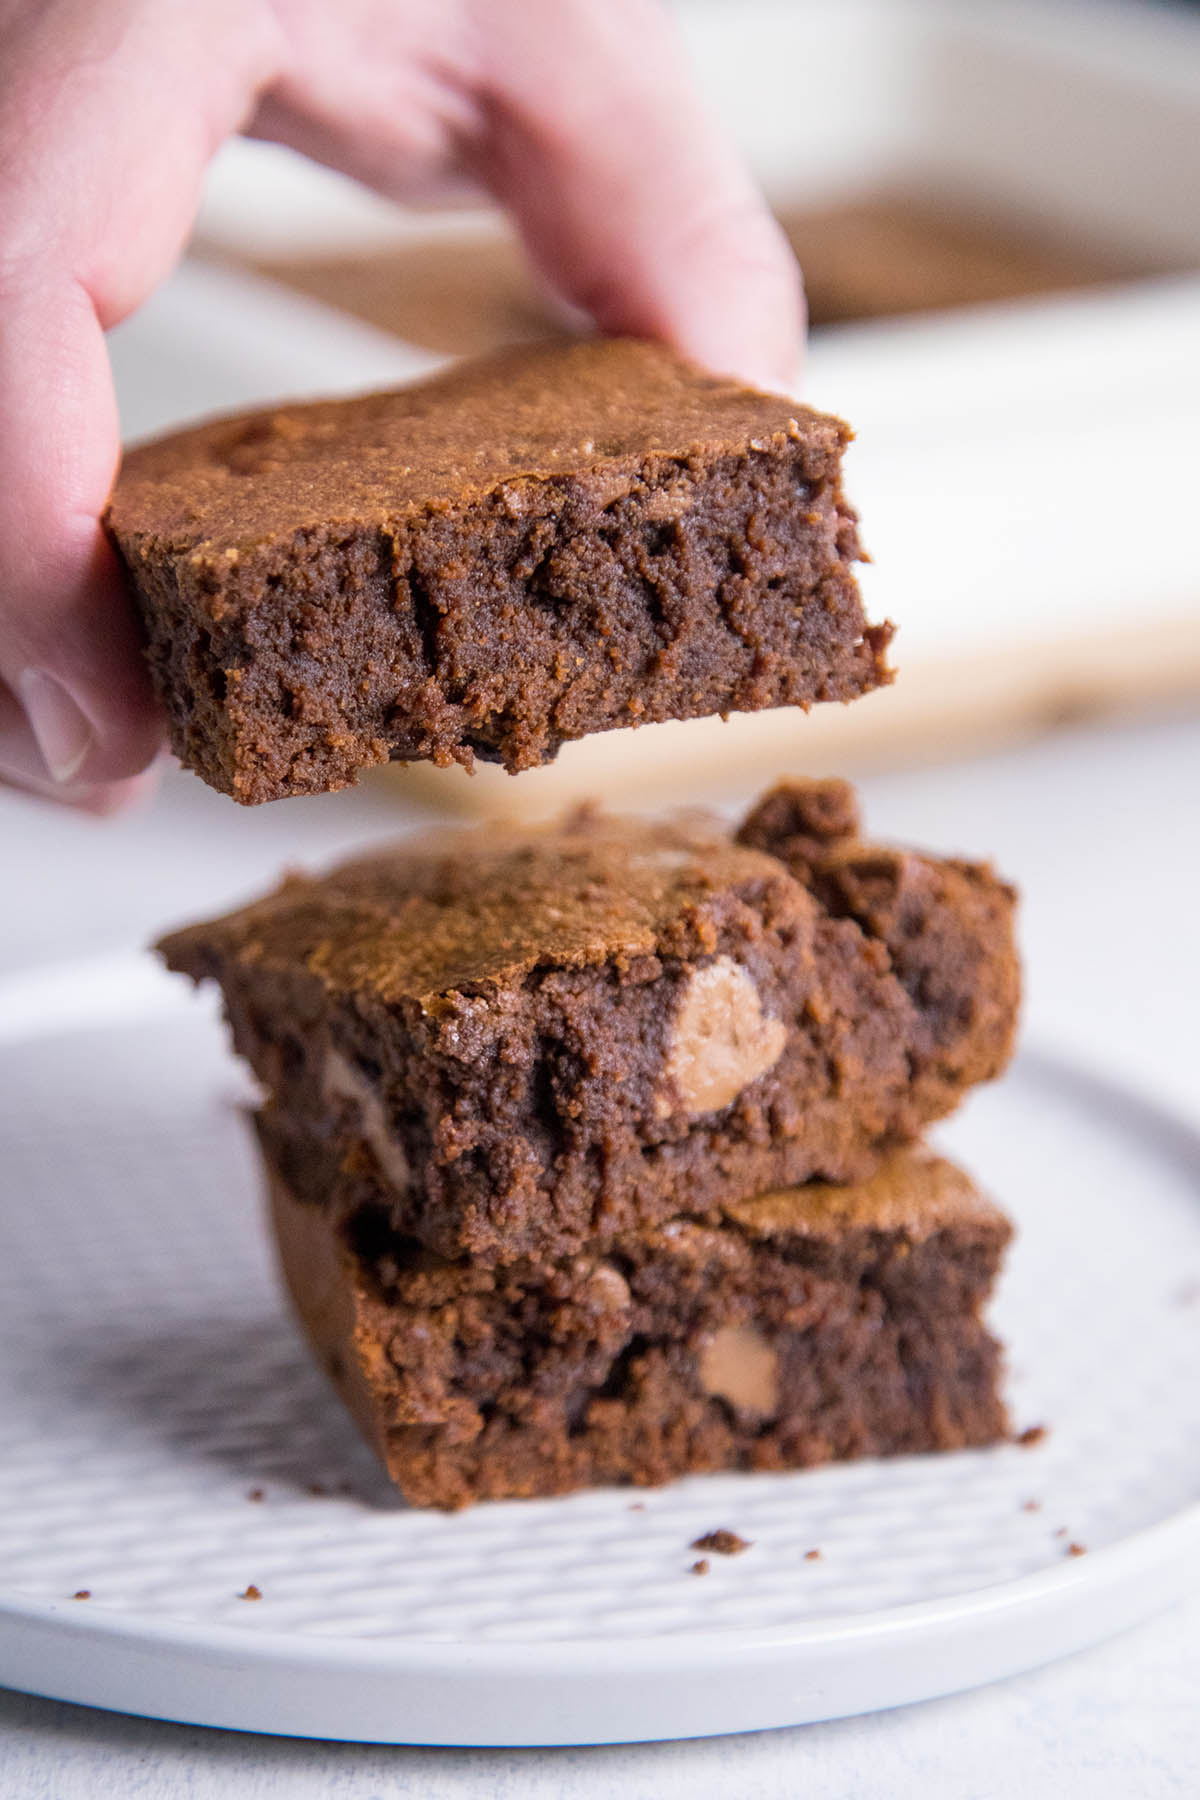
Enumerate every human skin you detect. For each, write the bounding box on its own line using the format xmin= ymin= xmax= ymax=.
xmin=0 ymin=0 xmax=803 ymax=810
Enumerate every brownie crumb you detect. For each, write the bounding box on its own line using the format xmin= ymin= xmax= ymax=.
xmin=1017 ymin=1424 xmax=1048 ymax=1448
xmin=1067 ymin=1543 xmax=1087 ymax=1558
xmin=804 ymin=1548 xmax=822 ymax=1562
xmin=72 ymin=1590 xmax=91 ymax=1600
xmin=1021 ymin=1499 xmax=1042 ymax=1513
xmin=247 ymin=1487 xmax=266 ymax=1502
xmin=692 ymin=1529 xmax=752 ymax=1556
xmin=690 ymin=1559 xmax=710 ymax=1577
xmin=239 ymin=1583 xmax=263 ymax=1601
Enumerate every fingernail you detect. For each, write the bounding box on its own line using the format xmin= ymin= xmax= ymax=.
xmin=17 ymin=669 xmax=95 ymax=784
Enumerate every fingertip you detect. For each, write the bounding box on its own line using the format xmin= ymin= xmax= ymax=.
xmin=75 ymin=696 xmax=165 ymax=790
xmin=76 ymin=764 xmax=163 ymax=816
xmin=663 ymin=220 xmax=807 ymax=397
xmin=0 ymin=671 xmax=162 ymax=800
xmin=0 ymin=763 xmax=160 ymax=816
xmin=0 ymin=285 xmax=164 ymax=793
xmin=18 ymin=669 xmax=97 ymax=786
xmin=477 ymin=0 xmax=807 ymax=400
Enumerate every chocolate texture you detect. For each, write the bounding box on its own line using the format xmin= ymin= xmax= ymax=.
xmin=106 ymin=340 xmax=890 ymax=802
xmin=159 ymin=780 xmax=1019 ymax=1263
xmin=265 ymin=1138 xmax=1011 ymax=1509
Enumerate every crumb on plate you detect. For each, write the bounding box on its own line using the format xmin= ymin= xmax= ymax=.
xmin=692 ymin=1529 xmax=752 ymax=1556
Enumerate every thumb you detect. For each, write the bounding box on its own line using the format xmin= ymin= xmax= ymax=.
xmin=0 ymin=282 xmax=162 ymax=793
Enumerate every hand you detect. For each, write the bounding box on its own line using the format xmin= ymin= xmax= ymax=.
xmin=0 ymin=0 xmax=804 ymax=809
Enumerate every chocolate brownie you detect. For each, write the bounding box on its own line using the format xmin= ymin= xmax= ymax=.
xmin=264 ymin=1137 xmax=1012 ymax=1509
xmin=104 ymin=340 xmax=891 ymax=803
xmin=159 ymin=780 xmax=1019 ymax=1263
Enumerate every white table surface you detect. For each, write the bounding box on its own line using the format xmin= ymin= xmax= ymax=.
xmin=2 ymin=706 xmax=1198 ymax=1796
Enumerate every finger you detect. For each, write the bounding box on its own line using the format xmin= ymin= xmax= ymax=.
xmin=470 ymin=0 xmax=804 ymax=390
xmin=251 ymin=0 xmax=802 ymax=391
xmin=0 ymin=280 xmax=162 ymax=787
xmin=0 ymin=681 xmax=160 ymax=812
xmin=245 ymin=0 xmax=483 ymax=207
xmin=0 ymin=0 xmax=278 ymax=794
xmin=0 ymin=765 xmax=161 ymax=816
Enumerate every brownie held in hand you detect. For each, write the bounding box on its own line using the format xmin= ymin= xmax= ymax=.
xmin=106 ymin=340 xmax=891 ymax=803
xmin=265 ymin=1138 xmax=1012 ymax=1509
xmin=159 ymin=780 xmax=1019 ymax=1263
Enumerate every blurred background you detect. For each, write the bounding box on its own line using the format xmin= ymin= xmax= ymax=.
xmin=109 ymin=0 xmax=1200 ymax=818
xmin=11 ymin=0 xmax=1200 ymax=1107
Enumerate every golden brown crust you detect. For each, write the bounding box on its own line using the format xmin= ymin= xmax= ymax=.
xmin=158 ymin=811 xmax=783 ymax=1009
xmin=109 ymin=340 xmax=850 ymax=553
xmin=266 ymin=1161 xmax=394 ymax=1465
xmin=722 ymin=1147 xmax=1004 ymax=1238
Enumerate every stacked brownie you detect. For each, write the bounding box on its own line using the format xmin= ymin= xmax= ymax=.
xmin=159 ymin=779 xmax=1018 ymax=1508
xmin=126 ymin=338 xmax=1020 ymax=1507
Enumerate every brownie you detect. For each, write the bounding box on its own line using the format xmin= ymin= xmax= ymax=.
xmin=104 ymin=340 xmax=892 ymax=803
xmin=159 ymin=780 xmax=1019 ymax=1263
xmin=264 ymin=1136 xmax=1012 ymax=1509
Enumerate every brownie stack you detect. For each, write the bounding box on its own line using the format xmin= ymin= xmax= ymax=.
xmin=122 ymin=338 xmax=1019 ymax=1506
xmin=159 ymin=779 xmax=1019 ymax=1508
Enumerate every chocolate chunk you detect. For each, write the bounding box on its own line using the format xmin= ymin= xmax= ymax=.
xmin=661 ymin=957 xmax=787 ymax=1117
xmin=697 ymin=1324 xmax=779 ymax=1417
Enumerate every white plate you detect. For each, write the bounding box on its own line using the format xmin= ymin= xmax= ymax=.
xmin=0 ymin=958 xmax=1197 ymax=1746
